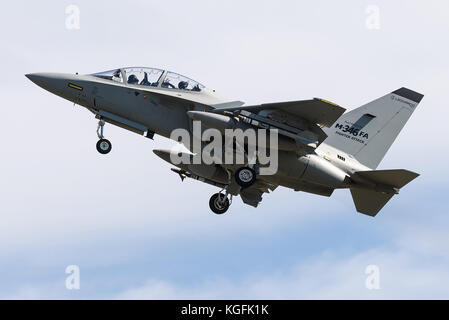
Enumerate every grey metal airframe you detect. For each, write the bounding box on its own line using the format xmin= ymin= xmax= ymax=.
xmin=26 ymin=67 xmax=423 ymax=216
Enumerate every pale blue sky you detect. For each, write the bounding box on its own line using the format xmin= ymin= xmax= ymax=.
xmin=1 ymin=0 xmax=449 ymax=299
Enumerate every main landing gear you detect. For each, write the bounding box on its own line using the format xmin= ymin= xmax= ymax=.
xmin=209 ymin=191 xmax=232 ymax=214
xmin=235 ymin=167 xmax=256 ymax=188
xmin=208 ymin=166 xmax=257 ymax=215
xmin=96 ymin=119 xmax=112 ymax=154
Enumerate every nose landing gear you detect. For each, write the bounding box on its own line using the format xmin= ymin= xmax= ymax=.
xmin=96 ymin=119 xmax=112 ymax=154
xmin=96 ymin=138 xmax=112 ymax=154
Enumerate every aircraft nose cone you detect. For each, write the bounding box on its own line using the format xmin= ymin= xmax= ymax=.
xmin=25 ymin=72 xmax=76 ymax=99
xmin=25 ymin=73 xmax=37 ymax=82
xmin=25 ymin=72 xmax=53 ymax=87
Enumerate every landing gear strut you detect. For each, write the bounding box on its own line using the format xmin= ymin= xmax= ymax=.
xmin=209 ymin=192 xmax=231 ymax=214
xmin=96 ymin=119 xmax=112 ymax=154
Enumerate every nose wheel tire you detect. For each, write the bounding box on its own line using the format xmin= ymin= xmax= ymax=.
xmin=209 ymin=193 xmax=230 ymax=214
xmin=96 ymin=138 xmax=112 ymax=154
xmin=235 ymin=167 xmax=256 ymax=188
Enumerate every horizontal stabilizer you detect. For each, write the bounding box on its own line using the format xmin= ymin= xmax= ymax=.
xmin=354 ymin=169 xmax=419 ymax=189
xmin=350 ymin=169 xmax=419 ymax=216
xmin=350 ymin=188 xmax=394 ymax=217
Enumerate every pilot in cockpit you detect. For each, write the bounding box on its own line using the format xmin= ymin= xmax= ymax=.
xmin=161 ymin=80 xmax=175 ymax=89
xmin=178 ymin=81 xmax=188 ymax=90
xmin=127 ymin=74 xmax=139 ymax=85
xmin=111 ymin=69 xmax=122 ymax=82
xmin=139 ymin=72 xmax=152 ymax=86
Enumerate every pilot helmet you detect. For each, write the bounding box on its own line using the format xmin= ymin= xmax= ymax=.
xmin=128 ymin=74 xmax=139 ymax=84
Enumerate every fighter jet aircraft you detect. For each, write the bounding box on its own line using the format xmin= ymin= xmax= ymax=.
xmin=26 ymin=67 xmax=423 ymax=216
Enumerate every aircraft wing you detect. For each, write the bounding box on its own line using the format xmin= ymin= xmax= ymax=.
xmin=211 ymin=98 xmax=345 ymax=150
xmin=239 ymin=180 xmax=278 ymax=207
xmin=211 ymin=98 xmax=346 ymax=128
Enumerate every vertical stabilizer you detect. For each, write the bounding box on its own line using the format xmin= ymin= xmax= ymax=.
xmin=323 ymin=88 xmax=423 ymax=169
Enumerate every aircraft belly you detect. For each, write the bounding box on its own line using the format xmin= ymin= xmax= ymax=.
xmin=298 ymin=154 xmax=347 ymax=188
xmin=186 ymin=164 xmax=228 ymax=184
xmin=262 ymin=152 xmax=343 ymax=195
xmin=274 ymin=151 xmax=308 ymax=178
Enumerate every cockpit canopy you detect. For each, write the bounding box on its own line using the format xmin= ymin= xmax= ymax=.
xmin=91 ymin=67 xmax=205 ymax=92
